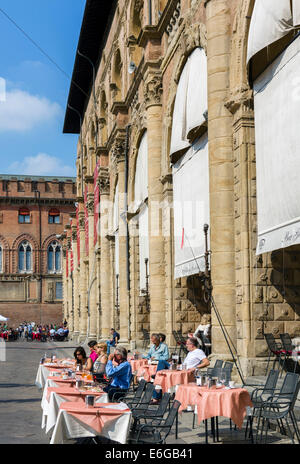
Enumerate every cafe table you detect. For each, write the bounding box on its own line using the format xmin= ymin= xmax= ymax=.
xmin=136 ymin=364 xmax=158 ymax=382
xmin=41 ymin=385 xmax=108 ymax=434
xmin=50 ymin=402 xmax=132 ymax=444
xmin=154 ymin=368 xmax=196 ymax=394
xmin=128 ymin=358 xmax=148 ymax=374
xmin=35 ymin=360 xmax=75 ymax=389
xmin=175 ymin=382 xmax=253 ymax=442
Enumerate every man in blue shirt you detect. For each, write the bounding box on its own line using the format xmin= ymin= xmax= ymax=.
xmin=104 ymin=346 xmax=132 ymax=401
xmin=106 ymin=328 xmax=120 ymax=355
xmin=144 ymin=333 xmax=170 ymax=403
xmin=144 ymin=333 xmax=169 ymax=362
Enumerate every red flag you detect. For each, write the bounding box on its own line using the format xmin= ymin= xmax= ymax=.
xmin=84 ymin=186 xmax=89 ymax=254
xmin=76 ymin=205 xmax=80 ymax=266
xmin=66 ymin=248 xmax=69 ymax=278
xmin=94 ymin=161 xmax=100 ymax=246
xmin=181 ymin=227 xmax=184 ymax=249
xmin=70 ymin=219 xmax=74 ymax=273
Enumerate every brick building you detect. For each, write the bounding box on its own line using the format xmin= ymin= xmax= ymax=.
xmin=0 ymin=174 xmax=76 ymax=327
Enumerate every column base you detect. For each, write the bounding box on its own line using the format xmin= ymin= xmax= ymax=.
xmin=71 ymin=331 xmax=80 ymax=344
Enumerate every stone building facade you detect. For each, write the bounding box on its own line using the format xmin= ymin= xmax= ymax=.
xmin=0 ymin=175 xmax=76 ymax=326
xmin=62 ymin=0 xmax=300 ymax=377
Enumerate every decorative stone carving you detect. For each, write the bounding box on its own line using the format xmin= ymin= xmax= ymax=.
xmin=99 ymin=168 xmax=110 ymax=195
xmin=144 ymin=74 xmax=163 ymax=108
xmin=166 ymin=1 xmax=181 ymax=43
xmin=111 ymin=137 xmax=126 ymax=164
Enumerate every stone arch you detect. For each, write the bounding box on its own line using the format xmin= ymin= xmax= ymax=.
xmin=43 ymin=235 xmax=62 ymax=275
xmin=0 ymin=234 xmax=9 ymax=273
xmin=12 ymin=233 xmax=38 ymax=274
xmin=228 ymin=0 xmax=255 ymax=105
xmin=128 ymin=127 xmax=147 ymax=207
xmin=164 ymin=29 xmax=207 ymax=172
xmin=111 ymin=48 xmax=123 ymax=101
xmin=99 ymin=90 xmax=108 ymax=145
xmin=128 ymin=0 xmax=144 ymax=66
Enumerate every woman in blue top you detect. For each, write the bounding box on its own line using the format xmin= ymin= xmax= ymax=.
xmin=104 ymin=346 xmax=132 ymax=401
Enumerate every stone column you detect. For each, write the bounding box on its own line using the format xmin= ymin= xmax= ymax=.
xmin=99 ymin=167 xmax=112 ymax=340
xmin=205 ymin=0 xmax=236 ymax=358
xmin=62 ymin=241 xmax=68 ymax=329
xmin=144 ymin=72 xmax=166 ymax=334
xmin=113 ymin=137 xmax=129 ymax=344
xmin=71 ymin=223 xmax=80 ymax=342
xmin=86 ymin=189 xmax=98 ymax=340
xmin=78 ymin=203 xmax=88 ymax=342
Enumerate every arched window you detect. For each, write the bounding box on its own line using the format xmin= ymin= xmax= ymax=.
xmin=18 ymin=241 xmax=32 ymax=273
xmin=48 ymin=208 xmax=60 ymax=224
xmin=18 ymin=208 xmax=30 ymax=224
xmin=47 ymin=241 xmax=62 ymax=273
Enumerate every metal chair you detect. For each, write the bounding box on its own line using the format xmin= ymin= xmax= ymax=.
xmin=126 ymin=382 xmax=155 ymax=411
xmin=172 ymin=330 xmax=182 ymax=355
xmin=279 ymin=333 xmax=300 ymax=374
xmin=142 ymin=328 xmax=150 ymax=350
xmin=116 ymin=379 xmax=146 ymax=403
xmin=130 ymin=392 xmax=171 ymax=433
xmin=245 ymin=369 xmax=280 ymax=442
xmin=195 ymin=330 xmax=211 ymax=356
xmin=129 ymin=400 xmax=181 ymax=444
xmin=264 ymin=333 xmax=285 ymax=375
xmin=254 ymin=372 xmax=300 ymax=444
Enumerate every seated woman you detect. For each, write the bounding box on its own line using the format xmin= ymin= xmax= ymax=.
xmin=104 ymin=346 xmax=132 ymax=401
xmin=93 ymin=342 xmax=108 ymax=383
xmin=86 ymin=340 xmax=98 ymax=372
xmin=74 ymin=346 xmax=89 ymax=371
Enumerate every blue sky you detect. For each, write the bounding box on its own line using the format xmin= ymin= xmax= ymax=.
xmin=0 ymin=0 xmax=85 ymax=177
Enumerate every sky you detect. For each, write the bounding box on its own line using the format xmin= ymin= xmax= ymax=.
xmin=0 ymin=0 xmax=86 ymax=177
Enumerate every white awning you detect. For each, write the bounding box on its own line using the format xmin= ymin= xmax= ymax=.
xmin=173 ymin=134 xmax=209 ymax=278
xmin=186 ymin=48 xmax=208 ymax=139
xmin=254 ymin=35 xmax=300 ymax=254
xmin=247 ymin=0 xmax=298 ymax=63
xmin=134 ymin=131 xmax=148 ymax=210
xmin=138 ymin=204 xmax=149 ymax=292
xmin=170 ymin=59 xmax=190 ymax=158
xmin=113 ymin=181 xmax=119 ymax=232
xmin=170 ymin=48 xmax=207 ymax=158
xmin=293 ymin=0 xmax=300 ymax=26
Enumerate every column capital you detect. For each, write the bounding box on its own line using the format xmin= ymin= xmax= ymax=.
xmin=144 ymin=73 xmax=163 ymax=109
xmin=99 ymin=167 xmax=110 ymax=195
xmin=111 ymin=136 xmax=126 ymax=165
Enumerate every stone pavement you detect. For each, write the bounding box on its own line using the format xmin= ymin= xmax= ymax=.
xmin=0 ymin=339 xmax=298 ymax=445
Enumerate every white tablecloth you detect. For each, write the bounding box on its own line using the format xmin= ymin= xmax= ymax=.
xmin=41 ymin=387 xmax=108 ymax=434
xmin=35 ymin=365 xmax=52 ymax=389
xmin=50 ymin=405 xmax=132 ymax=444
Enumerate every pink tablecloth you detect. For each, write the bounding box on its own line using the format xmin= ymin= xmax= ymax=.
xmin=154 ymin=369 xmax=195 ymax=393
xmin=175 ymin=383 xmax=252 ymax=429
xmin=59 ymin=402 xmax=130 ymax=435
xmin=136 ymin=364 xmax=157 ymax=382
xmin=129 ymin=359 xmax=148 ymax=373
xmin=46 ymin=386 xmax=105 ymax=403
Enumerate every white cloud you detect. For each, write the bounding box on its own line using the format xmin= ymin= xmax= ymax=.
xmin=8 ymin=153 xmax=76 ymax=177
xmin=0 ymin=89 xmax=61 ymax=132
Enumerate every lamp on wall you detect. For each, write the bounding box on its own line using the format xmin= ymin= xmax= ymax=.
xmin=128 ymin=61 xmax=137 ymax=74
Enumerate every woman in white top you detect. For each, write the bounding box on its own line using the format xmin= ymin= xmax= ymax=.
xmin=183 ymin=337 xmax=210 ymax=370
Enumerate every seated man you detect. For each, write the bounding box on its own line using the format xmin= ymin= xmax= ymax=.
xmin=106 ymin=328 xmax=120 ymax=355
xmin=183 ymin=337 xmax=210 ymax=370
xmin=144 ymin=333 xmax=169 ymax=364
xmin=104 ymin=346 xmax=132 ymax=401
xmin=144 ymin=333 xmax=170 ymax=404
